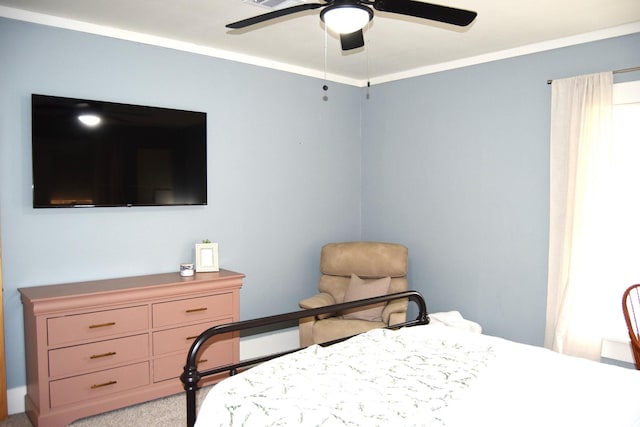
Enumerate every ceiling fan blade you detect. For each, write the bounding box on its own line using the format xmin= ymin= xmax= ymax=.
xmin=373 ymin=0 xmax=477 ymax=26
xmin=340 ymin=30 xmax=365 ymax=50
xmin=226 ymin=3 xmax=324 ymax=29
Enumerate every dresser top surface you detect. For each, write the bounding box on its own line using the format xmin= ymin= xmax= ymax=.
xmin=19 ymin=269 xmax=244 ymax=302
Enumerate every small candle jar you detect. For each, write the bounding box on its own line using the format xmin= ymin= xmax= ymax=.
xmin=180 ymin=263 xmax=194 ymax=277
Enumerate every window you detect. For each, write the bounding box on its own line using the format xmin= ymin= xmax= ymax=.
xmin=600 ymin=80 xmax=640 ymax=362
xmin=546 ymin=74 xmax=640 ymax=363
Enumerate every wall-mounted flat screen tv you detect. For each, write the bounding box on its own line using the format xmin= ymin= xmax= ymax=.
xmin=31 ymin=94 xmax=207 ymax=208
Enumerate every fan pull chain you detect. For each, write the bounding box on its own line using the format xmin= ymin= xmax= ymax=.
xmin=322 ymin=24 xmax=329 ymax=101
xmin=365 ymin=20 xmax=371 ymax=100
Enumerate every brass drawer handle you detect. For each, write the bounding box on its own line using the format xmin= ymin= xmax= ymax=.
xmin=90 ymin=351 xmax=117 ymax=360
xmin=90 ymin=380 xmax=117 ymax=389
xmin=185 ymin=307 xmax=207 ymax=313
xmin=89 ymin=322 xmax=116 ymax=329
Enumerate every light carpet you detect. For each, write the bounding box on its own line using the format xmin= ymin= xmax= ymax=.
xmin=0 ymin=386 xmax=212 ymax=427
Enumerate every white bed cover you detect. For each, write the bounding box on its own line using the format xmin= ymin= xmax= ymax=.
xmin=195 ymin=324 xmax=640 ymax=427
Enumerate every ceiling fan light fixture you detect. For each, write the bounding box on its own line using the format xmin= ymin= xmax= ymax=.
xmin=320 ymin=3 xmax=373 ymax=34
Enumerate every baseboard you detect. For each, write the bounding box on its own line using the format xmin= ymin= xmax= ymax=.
xmin=7 ymin=385 xmax=26 ymax=415
xmin=7 ymin=328 xmax=300 ymax=415
xmin=601 ymin=336 xmax=634 ymax=364
xmin=239 ymin=327 xmax=299 ymax=360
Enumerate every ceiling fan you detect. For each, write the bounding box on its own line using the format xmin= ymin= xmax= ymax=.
xmin=226 ymin=0 xmax=477 ymax=51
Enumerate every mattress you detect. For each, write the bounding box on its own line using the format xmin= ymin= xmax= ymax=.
xmin=195 ymin=324 xmax=640 ymax=426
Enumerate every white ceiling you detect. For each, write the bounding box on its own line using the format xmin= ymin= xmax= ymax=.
xmin=1 ymin=0 xmax=639 ymax=86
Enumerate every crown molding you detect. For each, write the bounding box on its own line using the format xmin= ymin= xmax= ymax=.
xmin=2 ymin=6 xmax=638 ymax=87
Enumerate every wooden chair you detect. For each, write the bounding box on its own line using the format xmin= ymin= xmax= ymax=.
xmin=622 ymin=284 xmax=640 ymax=370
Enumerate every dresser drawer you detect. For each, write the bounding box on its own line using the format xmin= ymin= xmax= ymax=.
xmin=152 ymin=293 xmax=233 ymax=328
xmin=49 ymin=334 xmax=149 ymax=378
xmin=153 ymin=337 xmax=235 ymax=382
xmin=152 ymin=318 xmax=232 ymax=356
xmin=48 ymin=306 xmax=148 ymax=347
xmin=49 ymin=362 xmax=149 ymax=408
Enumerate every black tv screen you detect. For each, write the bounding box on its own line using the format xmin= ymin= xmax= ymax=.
xmin=31 ymin=94 xmax=207 ymax=208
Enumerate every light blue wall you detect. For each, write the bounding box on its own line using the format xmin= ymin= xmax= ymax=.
xmin=0 ymin=18 xmax=363 ymax=389
xmin=362 ymin=33 xmax=640 ymax=346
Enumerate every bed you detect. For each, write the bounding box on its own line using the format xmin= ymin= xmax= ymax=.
xmin=182 ymin=291 xmax=640 ymax=427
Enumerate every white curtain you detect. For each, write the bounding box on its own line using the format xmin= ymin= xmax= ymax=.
xmin=545 ymin=72 xmax=613 ymax=360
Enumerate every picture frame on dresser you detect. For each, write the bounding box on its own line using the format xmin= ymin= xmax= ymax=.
xmin=196 ymin=242 xmax=219 ymax=272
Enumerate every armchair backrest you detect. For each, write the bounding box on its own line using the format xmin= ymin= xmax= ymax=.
xmin=317 ymin=242 xmax=408 ymax=303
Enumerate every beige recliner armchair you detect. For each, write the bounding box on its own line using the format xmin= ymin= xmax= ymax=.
xmin=299 ymin=241 xmax=409 ymax=347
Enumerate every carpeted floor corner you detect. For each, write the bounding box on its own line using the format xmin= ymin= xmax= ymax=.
xmin=0 ymin=385 xmax=212 ymax=427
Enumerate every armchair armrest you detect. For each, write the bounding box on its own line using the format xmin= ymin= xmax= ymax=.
xmin=298 ymin=292 xmax=338 ymax=348
xmin=299 ymin=292 xmax=337 ymax=321
xmin=299 ymin=292 xmax=336 ymax=310
xmin=382 ymin=297 xmax=409 ymax=325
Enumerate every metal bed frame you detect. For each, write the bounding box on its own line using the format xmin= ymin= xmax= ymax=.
xmin=181 ymin=290 xmax=430 ymax=427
